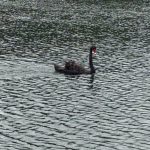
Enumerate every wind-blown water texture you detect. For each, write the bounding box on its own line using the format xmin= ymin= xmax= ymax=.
xmin=0 ymin=0 xmax=150 ymax=150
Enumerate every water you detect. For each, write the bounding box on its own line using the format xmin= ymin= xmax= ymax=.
xmin=0 ymin=0 xmax=150 ymax=149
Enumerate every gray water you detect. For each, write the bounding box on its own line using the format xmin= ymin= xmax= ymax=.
xmin=0 ymin=0 xmax=150 ymax=149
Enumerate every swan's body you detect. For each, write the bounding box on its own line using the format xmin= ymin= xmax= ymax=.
xmin=54 ymin=46 xmax=96 ymax=75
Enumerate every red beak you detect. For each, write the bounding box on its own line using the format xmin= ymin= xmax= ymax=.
xmin=92 ymin=48 xmax=96 ymax=55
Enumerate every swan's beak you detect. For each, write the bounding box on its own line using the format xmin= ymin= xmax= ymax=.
xmin=92 ymin=48 xmax=96 ymax=56
xmin=92 ymin=51 xmax=96 ymax=56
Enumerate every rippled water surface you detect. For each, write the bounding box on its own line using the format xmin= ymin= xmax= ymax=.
xmin=0 ymin=0 xmax=150 ymax=149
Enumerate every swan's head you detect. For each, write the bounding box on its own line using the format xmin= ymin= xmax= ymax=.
xmin=90 ymin=46 xmax=96 ymax=55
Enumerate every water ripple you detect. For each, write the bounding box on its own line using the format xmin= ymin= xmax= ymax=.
xmin=0 ymin=0 xmax=150 ymax=149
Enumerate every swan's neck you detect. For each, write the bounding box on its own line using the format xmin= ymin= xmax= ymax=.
xmin=89 ymin=51 xmax=95 ymax=73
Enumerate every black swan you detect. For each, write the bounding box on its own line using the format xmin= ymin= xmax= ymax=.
xmin=54 ymin=46 xmax=96 ymax=75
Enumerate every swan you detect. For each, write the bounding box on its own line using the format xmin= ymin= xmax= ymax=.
xmin=54 ymin=46 xmax=96 ymax=75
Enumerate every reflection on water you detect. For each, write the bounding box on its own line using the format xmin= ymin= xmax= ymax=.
xmin=0 ymin=0 xmax=150 ymax=149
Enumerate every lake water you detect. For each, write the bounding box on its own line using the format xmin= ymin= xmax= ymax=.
xmin=0 ymin=0 xmax=150 ymax=149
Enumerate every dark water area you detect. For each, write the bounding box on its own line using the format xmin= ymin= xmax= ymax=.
xmin=0 ymin=0 xmax=150 ymax=149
